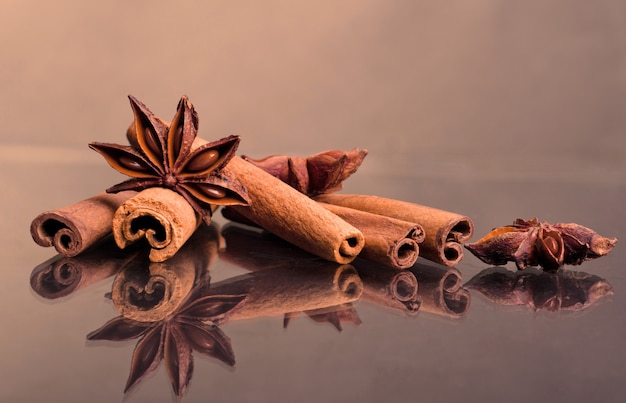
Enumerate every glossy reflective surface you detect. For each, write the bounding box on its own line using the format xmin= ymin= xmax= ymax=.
xmin=2 ymin=2 xmax=625 ymax=402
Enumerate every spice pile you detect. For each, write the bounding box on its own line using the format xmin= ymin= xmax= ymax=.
xmin=30 ymin=95 xmax=616 ymax=273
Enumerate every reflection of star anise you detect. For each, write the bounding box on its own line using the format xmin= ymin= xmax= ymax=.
xmin=466 ymin=267 xmax=613 ymax=312
xmin=87 ymin=293 xmax=246 ymax=397
xmin=465 ymin=218 xmax=617 ymax=272
xmin=89 ymin=95 xmax=250 ymax=224
xmin=283 ymin=303 xmax=362 ymax=331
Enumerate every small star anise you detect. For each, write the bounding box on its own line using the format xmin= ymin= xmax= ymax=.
xmin=89 ymin=95 xmax=250 ymax=224
xmin=465 ymin=218 xmax=617 ymax=272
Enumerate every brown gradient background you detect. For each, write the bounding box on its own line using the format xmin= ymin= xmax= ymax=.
xmin=1 ymin=1 xmax=625 ymax=402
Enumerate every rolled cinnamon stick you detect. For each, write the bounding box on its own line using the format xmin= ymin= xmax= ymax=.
xmin=315 ymin=194 xmax=474 ymax=266
xmin=318 ymin=202 xmax=423 ymax=269
xmin=222 ymin=157 xmax=365 ymax=264
xmin=30 ymin=191 xmax=135 ymax=257
xmin=112 ymin=187 xmax=202 ymax=263
xmin=125 ymin=127 xmax=364 ymax=264
xmin=355 ymin=261 xmax=420 ymax=314
xmin=409 ymin=265 xmax=470 ymax=318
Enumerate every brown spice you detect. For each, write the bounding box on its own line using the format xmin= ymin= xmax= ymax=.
xmin=464 ymin=218 xmax=618 ymax=272
xmin=112 ymin=187 xmax=202 ymax=263
xmin=315 ymin=193 xmax=474 ymax=266
xmin=30 ymin=191 xmax=135 ymax=257
xmin=222 ymin=156 xmax=365 ymax=264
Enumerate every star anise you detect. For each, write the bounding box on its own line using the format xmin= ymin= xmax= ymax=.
xmin=89 ymin=95 xmax=250 ymax=224
xmin=87 ymin=292 xmax=246 ymax=397
xmin=465 ymin=218 xmax=617 ymax=272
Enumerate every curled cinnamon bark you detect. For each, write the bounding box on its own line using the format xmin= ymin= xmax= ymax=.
xmin=30 ymin=191 xmax=135 ymax=257
xmin=319 ymin=202 xmax=424 ymax=269
xmin=409 ymin=265 xmax=470 ymax=318
xmin=112 ymin=188 xmax=202 ymax=263
xmin=315 ymin=194 xmax=474 ymax=266
xmin=222 ymin=157 xmax=365 ymax=264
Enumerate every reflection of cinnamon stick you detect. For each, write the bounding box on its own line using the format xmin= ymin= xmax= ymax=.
xmin=409 ymin=264 xmax=470 ymax=318
xmin=111 ymin=225 xmax=221 ymax=322
xmin=30 ymin=191 xmax=135 ymax=257
xmin=355 ymin=261 xmax=420 ymax=314
xmin=209 ymin=264 xmax=363 ymax=320
xmin=112 ymin=188 xmax=202 ymax=263
xmin=222 ymin=157 xmax=365 ymax=264
xmin=315 ymin=194 xmax=474 ymax=266
xmin=30 ymin=237 xmax=139 ymax=299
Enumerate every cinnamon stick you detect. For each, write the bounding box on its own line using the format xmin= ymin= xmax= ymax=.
xmin=112 ymin=187 xmax=202 ymax=263
xmin=318 ymin=202 xmax=423 ymax=269
xmin=315 ymin=194 xmax=474 ymax=266
xmin=126 ymin=125 xmax=365 ymax=264
xmin=409 ymin=265 xmax=470 ymax=318
xmin=30 ymin=191 xmax=135 ymax=257
xmin=221 ymin=156 xmax=365 ymax=264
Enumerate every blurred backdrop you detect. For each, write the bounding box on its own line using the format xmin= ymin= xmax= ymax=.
xmin=1 ymin=0 xmax=625 ymax=180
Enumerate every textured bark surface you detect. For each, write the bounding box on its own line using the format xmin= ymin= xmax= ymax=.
xmin=30 ymin=191 xmax=135 ymax=257
xmin=318 ymin=202 xmax=424 ymax=269
xmin=222 ymin=156 xmax=364 ymax=264
xmin=315 ymin=194 xmax=473 ymax=266
xmin=112 ymin=188 xmax=201 ymax=262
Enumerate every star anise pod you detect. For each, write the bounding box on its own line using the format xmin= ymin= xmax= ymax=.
xmin=89 ymin=95 xmax=250 ymax=224
xmin=465 ymin=218 xmax=617 ymax=272
xmin=87 ymin=293 xmax=246 ymax=397
xmin=242 ymin=148 xmax=367 ymax=196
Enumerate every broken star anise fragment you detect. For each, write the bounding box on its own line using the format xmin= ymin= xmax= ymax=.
xmin=464 ymin=218 xmax=617 ymax=272
xmin=242 ymin=148 xmax=367 ymax=197
xmin=89 ymin=95 xmax=250 ymax=224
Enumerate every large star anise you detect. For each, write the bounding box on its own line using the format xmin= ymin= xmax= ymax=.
xmin=87 ymin=293 xmax=246 ymax=397
xmin=89 ymin=95 xmax=250 ymax=224
xmin=465 ymin=218 xmax=617 ymax=272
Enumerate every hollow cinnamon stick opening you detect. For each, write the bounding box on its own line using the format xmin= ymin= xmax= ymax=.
xmin=318 ymin=202 xmax=424 ymax=269
xmin=221 ymin=157 xmax=365 ymax=264
xmin=30 ymin=191 xmax=135 ymax=257
xmin=315 ymin=194 xmax=474 ymax=266
xmin=112 ymin=188 xmax=201 ymax=263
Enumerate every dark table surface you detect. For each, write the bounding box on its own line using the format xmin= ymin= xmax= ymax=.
xmin=1 ymin=1 xmax=625 ymax=402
